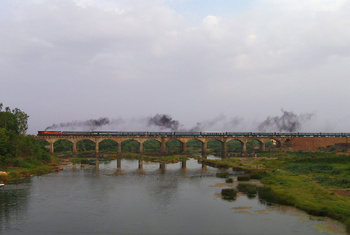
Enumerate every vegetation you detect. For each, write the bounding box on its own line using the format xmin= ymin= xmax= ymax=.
xmin=225 ymin=178 xmax=233 ymax=183
xmin=0 ymin=103 xmax=56 ymax=182
xmin=216 ymin=172 xmax=230 ymax=178
xmin=221 ymin=188 xmax=237 ymax=201
xmin=202 ymin=151 xmax=350 ymax=233
xmin=237 ymin=183 xmax=258 ymax=195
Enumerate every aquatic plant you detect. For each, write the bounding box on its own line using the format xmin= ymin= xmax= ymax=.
xmin=216 ymin=172 xmax=229 ymax=178
xmin=237 ymin=183 xmax=258 ymax=195
xmin=237 ymin=175 xmax=250 ymax=181
xmin=225 ymin=178 xmax=233 ymax=183
xmin=221 ymin=188 xmax=237 ymax=201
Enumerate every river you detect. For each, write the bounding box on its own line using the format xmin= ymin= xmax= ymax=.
xmin=0 ymin=157 xmax=346 ymax=234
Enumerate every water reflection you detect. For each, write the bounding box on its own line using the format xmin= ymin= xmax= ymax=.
xmin=0 ymin=157 xmax=346 ymax=234
xmin=0 ymin=179 xmax=31 ymax=234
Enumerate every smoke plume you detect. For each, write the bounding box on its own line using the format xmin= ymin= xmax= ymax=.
xmin=44 ymin=110 xmax=314 ymax=132
xmin=257 ymin=109 xmax=313 ymax=132
xmin=45 ymin=117 xmax=110 ymax=131
xmin=148 ymin=114 xmax=180 ymax=131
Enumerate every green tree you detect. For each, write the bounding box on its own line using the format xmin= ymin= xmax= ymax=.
xmin=0 ymin=112 xmax=19 ymax=134
xmin=12 ymin=108 xmax=29 ymax=135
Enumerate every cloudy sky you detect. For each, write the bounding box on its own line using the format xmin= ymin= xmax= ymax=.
xmin=1 ymin=0 xmax=349 ymax=134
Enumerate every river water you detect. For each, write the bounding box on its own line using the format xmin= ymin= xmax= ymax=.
xmin=0 ymin=157 xmax=346 ymax=234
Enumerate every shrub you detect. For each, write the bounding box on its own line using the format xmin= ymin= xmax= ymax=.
xmin=237 ymin=175 xmax=250 ymax=181
xmin=226 ymin=178 xmax=234 ymax=183
xmin=81 ymin=159 xmax=90 ymax=164
xmin=237 ymin=183 xmax=258 ymax=195
xmin=249 ymin=174 xmax=262 ymax=179
xmin=216 ymin=172 xmax=229 ymax=178
xmin=221 ymin=188 xmax=237 ymax=201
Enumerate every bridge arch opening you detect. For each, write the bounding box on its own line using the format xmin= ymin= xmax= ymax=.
xmin=186 ymin=139 xmax=203 ymax=154
xmin=265 ymin=139 xmax=281 ymax=151
xmin=54 ymin=139 xmax=73 ymax=153
xmin=227 ymin=140 xmax=244 ymax=154
xmin=143 ymin=139 xmax=161 ymax=154
xmin=166 ymin=139 xmax=183 ymax=154
xmin=99 ymin=139 xmax=118 ymax=153
xmin=121 ymin=139 xmax=140 ymax=153
xmin=246 ymin=139 xmax=263 ymax=153
xmin=207 ymin=139 xmax=223 ymax=156
xmin=77 ymin=139 xmax=96 ymax=153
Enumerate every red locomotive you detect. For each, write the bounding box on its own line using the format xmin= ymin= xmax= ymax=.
xmin=38 ymin=131 xmax=62 ymax=135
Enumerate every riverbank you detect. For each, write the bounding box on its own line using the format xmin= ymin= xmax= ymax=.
xmin=201 ymin=151 xmax=350 ymax=233
xmin=0 ymin=158 xmax=62 ymax=183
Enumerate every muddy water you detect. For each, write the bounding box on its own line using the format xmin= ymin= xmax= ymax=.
xmin=0 ymin=157 xmax=346 ymax=234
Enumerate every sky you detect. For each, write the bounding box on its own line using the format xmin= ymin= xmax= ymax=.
xmin=1 ymin=0 xmax=349 ymax=134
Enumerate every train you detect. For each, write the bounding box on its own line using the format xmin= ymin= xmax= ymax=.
xmin=37 ymin=131 xmax=350 ymax=137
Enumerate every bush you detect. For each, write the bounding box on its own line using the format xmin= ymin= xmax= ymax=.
xmin=221 ymin=188 xmax=237 ymax=201
xmin=237 ymin=175 xmax=250 ymax=181
xmin=237 ymin=183 xmax=258 ymax=195
xmin=81 ymin=159 xmax=90 ymax=164
xmin=226 ymin=178 xmax=234 ymax=183
xmin=216 ymin=172 xmax=229 ymax=178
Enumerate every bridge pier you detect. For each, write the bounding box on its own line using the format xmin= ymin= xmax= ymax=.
xmin=117 ymin=143 xmax=121 ymax=154
xmin=222 ymin=141 xmax=227 ymax=157
xmin=182 ymin=142 xmax=187 ymax=154
xmin=159 ymin=163 xmax=166 ymax=171
xmin=50 ymin=142 xmax=54 ymax=155
xmin=138 ymin=159 xmax=143 ymax=170
xmin=95 ymin=142 xmax=99 ymax=154
xmin=202 ymin=141 xmax=207 ymax=156
xmin=139 ymin=142 xmax=143 ymax=154
xmin=73 ymin=142 xmax=77 ymax=155
xmin=161 ymin=138 xmax=166 ymax=154
xmin=181 ymin=160 xmax=187 ymax=169
xmin=242 ymin=142 xmax=247 ymax=153
xmin=117 ymin=158 xmax=122 ymax=170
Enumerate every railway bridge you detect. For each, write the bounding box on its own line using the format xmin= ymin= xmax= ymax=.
xmin=35 ymin=132 xmax=350 ymax=156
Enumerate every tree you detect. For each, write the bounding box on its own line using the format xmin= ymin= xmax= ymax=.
xmin=12 ymin=108 xmax=29 ymax=135
xmin=0 ymin=112 xmax=18 ymax=134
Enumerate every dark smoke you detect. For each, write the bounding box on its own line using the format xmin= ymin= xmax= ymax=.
xmin=148 ymin=114 xmax=180 ymax=131
xmin=257 ymin=110 xmax=313 ymax=132
xmin=189 ymin=115 xmax=243 ymax=132
xmin=45 ymin=117 xmax=110 ymax=131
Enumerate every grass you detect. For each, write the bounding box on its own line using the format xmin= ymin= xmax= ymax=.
xmin=201 ymin=151 xmax=350 ymax=233
xmin=237 ymin=183 xmax=258 ymax=195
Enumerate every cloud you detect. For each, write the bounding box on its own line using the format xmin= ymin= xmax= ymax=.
xmin=0 ymin=0 xmax=349 ymax=134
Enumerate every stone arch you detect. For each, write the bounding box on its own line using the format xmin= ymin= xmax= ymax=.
xmin=246 ymin=139 xmax=263 ymax=152
xmin=53 ymin=139 xmax=74 ymax=153
xmin=165 ymin=139 xmax=184 ymax=154
xmin=186 ymin=139 xmax=203 ymax=154
xmin=76 ymin=139 xmax=96 ymax=152
xmin=143 ymin=139 xmax=161 ymax=154
xmin=121 ymin=139 xmax=141 ymax=153
xmin=99 ymin=139 xmax=118 ymax=153
xmin=207 ymin=139 xmax=224 ymax=156
xmin=227 ymin=139 xmax=244 ymax=153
